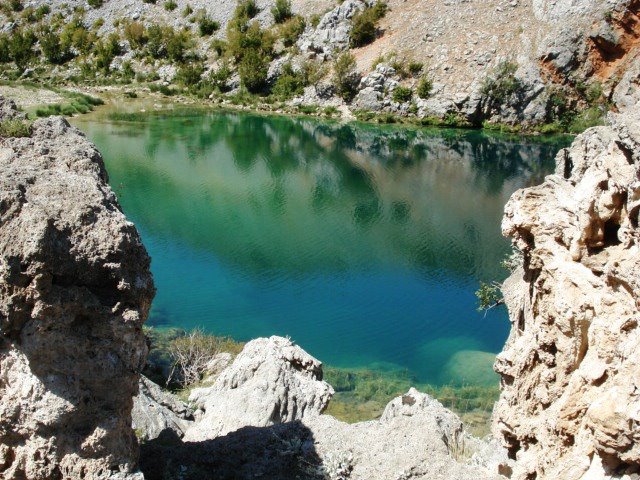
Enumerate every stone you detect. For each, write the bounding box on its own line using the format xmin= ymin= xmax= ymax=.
xmin=132 ymin=376 xmax=194 ymax=441
xmin=493 ymin=101 xmax=640 ymax=478
xmin=0 ymin=106 xmax=154 ymax=479
xmin=184 ymin=336 xmax=334 ymax=441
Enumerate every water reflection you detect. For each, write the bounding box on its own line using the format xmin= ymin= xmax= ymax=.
xmin=76 ymin=110 xmax=570 ymax=384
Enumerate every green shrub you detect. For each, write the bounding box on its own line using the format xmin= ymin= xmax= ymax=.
xmin=481 ymin=61 xmax=522 ymax=111
xmin=0 ymin=34 xmax=10 ymax=63
xmin=349 ymin=1 xmax=387 ymax=48
xmin=416 ymin=75 xmax=433 ymax=99
xmin=271 ymin=0 xmax=292 ymax=23
xmin=176 ymin=62 xmax=205 ymax=86
xmin=123 ymin=21 xmax=147 ymax=49
xmin=408 ymin=61 xmax=423 ymax=77
xmin=87 ymin=0 xmax=103 ymax=8
xmin=238 ymin=49 xmax=269 ymax=93
xmin=310 ymin=13 xmax=321 ymax=27
xmin=60 ymin=17 xmax=96 ymax=54
xmin=227 ymin=20 xmax=273 ymax=61
xmin=0 ymin=119 xmax=31 ymax=138
xmin=392 ymin=85 xmax=412 ymax=103
xmin=585 ymin=81 xmax=604 ymax=105
xmin=9 ymin=28 xmax=36 ymax=70
xmin=207 ymin=62 xmax=232 ymax=92
xmin=272 ymin=62 xmax=305 ymax=99
xmin=146 ymin=25 xmax=193 ymax=62
xmin=332 ymin=51 xmax=359 ymax=101
xmin=164 ymin=0 xmax=177 ymax=11
xmin=94 ymin=33 xmax=121 ymax=73
xmin=233 ymin=0 xmax=259 ymax=24
xmin=210 ymin=38 xmax=227 ymax=56
xmin=198 ymin=15 xmax=219 ymax=36
xmin=277 ymin=15 xmax=305 ymax=47
xmin=182 ymin=4 xmax=193 ymax=17
xmin=34 ymin=4 xmax=49 ymax=18
xmin=39 ymin=27 xmax=73 ymax=64
xmin=324 ymin=106 xmax=339 ymax=116
xmin=9 ymin=0 xmax=22 ymax=12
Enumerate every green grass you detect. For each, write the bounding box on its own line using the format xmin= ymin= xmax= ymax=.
xmin=35 ymin=91 xmax=103 ymax=117
xmin=0 ymin=118 xmax=31 ymax=137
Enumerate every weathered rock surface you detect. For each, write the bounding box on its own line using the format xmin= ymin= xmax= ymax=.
xmin=493 ymin=92 xmax=640 ymax=477
xmin=132 ymin=376 xmax=194 ymax=441
xmin=0 ymin=106 xmax=154 ymax=479
xmin=184 ymin=335 xmax=334 ymax=440
xmin=141 ymin=338 xmax=504 ymax=480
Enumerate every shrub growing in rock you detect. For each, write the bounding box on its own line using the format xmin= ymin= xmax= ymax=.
xmin=392 ymin=85 xmax=412 ymax=103
xmin=8 ymin=28 xmax=36 ymax=70
xmin=272 ymin=63 xmax=306 ymax=99
xmin=333 ymin=51 xmax=359 ymax=101
xmin=481 ymin=61 xmax=522 ymax=111
xmin=349 ymin=1 xmax=388 ymax=48
xmin=164 ymin=0 xmax=177 ymax=11
xmin=238 ymin=49 xmax=269 ymax=93
xmin=39 ymin=27 xmax=73 ymax=64
xmin=177 ymin=62 xmax=205 ymax=87
xmin=417 ymin=75 xmax=433 ymax=99
xmin=124 ymin=21 xmax=147 ymax=49
xmin=198 ymin=14 xmax=220 ymax=36
xmin=167 ymin=329 xmax=241 ymax=387
xmin=0 ymin=119 xmax=31 ymax=138
xmin=272 ymin=0 xmax=292 ymax=23
xmin=87 ymin=0 xmax=103 ymax=8
xmin=278 ymin=15 xmax=306 ymax=47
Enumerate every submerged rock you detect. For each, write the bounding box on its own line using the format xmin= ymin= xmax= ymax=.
xmin=0 ymin=104 xmax=154 ymax=479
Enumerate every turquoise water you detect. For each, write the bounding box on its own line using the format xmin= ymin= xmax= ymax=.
xmin=76 ymin=109 xmax=569 ymax=386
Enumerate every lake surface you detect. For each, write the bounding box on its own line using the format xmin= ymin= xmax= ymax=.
xmin=76 ymin=109 xmax=569 ymax=386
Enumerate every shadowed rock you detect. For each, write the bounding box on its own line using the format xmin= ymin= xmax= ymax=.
xmin=0 ymin=104 xmax=154 ymax=479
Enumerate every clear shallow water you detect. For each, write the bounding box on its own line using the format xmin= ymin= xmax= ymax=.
xmin=76 ymin=109 xmax=569 ymax=386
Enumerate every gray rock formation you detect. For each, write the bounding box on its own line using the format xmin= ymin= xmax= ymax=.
xmin=493 ymin=77 xmax=640 ymax=478
xmin=140 ymin=337 xmax=504 ymax=480
xmin=132 ymin=376 xmax=194 ymax=441
xmin=0 ymin=106 xmax=154 ymax=479
xmin=184 ymin=336 xmax=334 ymax=440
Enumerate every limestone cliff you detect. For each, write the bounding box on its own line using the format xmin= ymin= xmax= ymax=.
xmin=493 ymin=73 xmax=640 ymax=478
xmin=0 ymin=101 xmax=154 ymax=479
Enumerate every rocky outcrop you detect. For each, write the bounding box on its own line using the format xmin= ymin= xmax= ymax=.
xmin=493 ymin=86 xmax=640 ymax=477
xmin=132 ymin=376 xmax=194 ymax=441
xmin=184 ymin=335 xmax=334 ymax=440
xmin=0 ymin=106 xmax=154 ymax=479
xmin=141 ymin=337 xmax=504 ymax=480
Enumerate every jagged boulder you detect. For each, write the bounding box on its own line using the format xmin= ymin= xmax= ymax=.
xmin=493 ymin=101 xmax=640 ymax=478
xmin=132 ymin=376 xmax=194 ymax=441
xmin=0 ymin=108 xmax=154 ymax=479
xmin=184 ymin=336 xmax=334 ymax=441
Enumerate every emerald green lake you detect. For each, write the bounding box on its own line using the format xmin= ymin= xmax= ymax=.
xmin=76 ymin=109 xmax=569 ymax=387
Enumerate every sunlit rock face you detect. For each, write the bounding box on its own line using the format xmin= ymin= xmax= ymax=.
xmin=0 ymin=103 xmax=154 ymax=479
xmin=493 ymin=92 xmax=640 ymax=477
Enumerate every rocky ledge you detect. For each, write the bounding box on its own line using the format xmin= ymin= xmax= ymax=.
xmin=0 ymin=99 xmax=154 ymax=479
xmin=493 ymin=88 xmax=640 ymax=477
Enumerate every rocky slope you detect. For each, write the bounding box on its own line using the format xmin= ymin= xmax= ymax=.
xmin=136 ymin=336 xmax=506 ymax=480
xmin=2 ymin=0 xmax=638 ymax=127
xmin=0 ymin=99 xmax=154 ymax=479
xmin=492 ymin=61 xmax=640 ymax=479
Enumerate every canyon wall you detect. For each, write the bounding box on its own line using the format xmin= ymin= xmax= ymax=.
xmin=0 ymin=100 xmax=154 ymax=479
xmin=493 ymin=66 xmax=640 ymax=478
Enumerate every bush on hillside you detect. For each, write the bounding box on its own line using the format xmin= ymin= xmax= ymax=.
xmin=349 ymin=1 xmax=388 ymax=48
xmin=87 ymin=0 xmax=103 ymax=8
xmin=124 ymin=21 xmax=147 ymax=49
xmin=278 ymin=15 xmax=306 ymax=47
xmin=272 ymin=62 xmax=306 ymax=99
xmin=176 ymin=62 xmax=205 ymax=86
xmin=332 ymin=51 xmax=359 ymax=101
xmin=417 ymin=75 xmax=433 ymax=99
xmin=95 ymin=33 xmax=121 ymax=73
xmin=392 ymin=85 xmax=412 ymax=103
xmin=39 ymin=27 xmax=74 ymax=64
xmin=0 ymin=119 xmax=31 ymax=138
xmin=238 ymin=49 xmax=269 ymax=93
xmin=9 ymin=28 xmax=36 ymax=70
xmin=481 ymin=61 xmax=522 ymax=111
xmin=198 ymin=14 xmax=220 ymax=36
xmin=164 ymin=0 xmax=177 ymax=11
xmin=271 ymin=0 xmax=292 ymax=23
